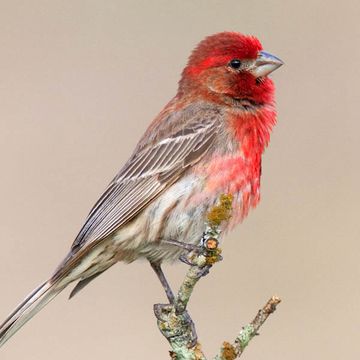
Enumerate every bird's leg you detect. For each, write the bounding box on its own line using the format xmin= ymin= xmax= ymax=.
xmin=165 ymin=238 xmax=222 ymax=272
xmin=154 ymin=235 xmax=223 ymax=349
xmin=163 ymin=239 xmax=203 ymax=267
xmin=150 ymin=262 xmax=175 ymax=304
xmin=163 ymin=239 xmax=200 ymax=252
xmin=164 ymin=239 xmax=202 ymax=267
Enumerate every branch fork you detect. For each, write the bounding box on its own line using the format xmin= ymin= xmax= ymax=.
xmin=153 ymin=194 xmax=281 ymax=359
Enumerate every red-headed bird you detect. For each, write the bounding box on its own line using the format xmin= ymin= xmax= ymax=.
xmin=0 ymin=32 xmax=283 ymax=347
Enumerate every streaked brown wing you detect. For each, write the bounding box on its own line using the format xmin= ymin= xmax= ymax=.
xmin=71 ymin=105 xmax=221 ymax=252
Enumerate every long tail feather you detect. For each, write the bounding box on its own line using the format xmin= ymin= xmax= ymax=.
xmin=0 ymin=279 xmax=64 ymax=347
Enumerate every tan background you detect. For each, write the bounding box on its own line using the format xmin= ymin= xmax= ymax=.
xmin=0 ymin=1 xmax=359 ymax=359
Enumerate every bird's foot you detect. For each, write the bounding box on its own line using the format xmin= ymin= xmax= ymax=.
xmin=165 ymin=238 xmax=222 ymax=264
xmin=164 ymin=239 xmax=200 ymax=253
xmin=165 ymin=238 xmax=222 ymax=278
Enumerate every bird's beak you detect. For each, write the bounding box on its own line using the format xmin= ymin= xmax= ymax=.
xmin=251 ymin=51 xmax=284 ymax=78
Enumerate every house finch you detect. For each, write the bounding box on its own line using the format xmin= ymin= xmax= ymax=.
xmin=0 ymin=31 xmax=282 ymax=347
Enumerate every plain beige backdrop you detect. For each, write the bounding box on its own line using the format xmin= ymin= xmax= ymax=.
xmin=0 ymin=1 xmax=359 ymax=359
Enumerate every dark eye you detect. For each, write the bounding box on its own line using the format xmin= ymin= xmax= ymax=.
xmin=229 ymin=59 xmax=242 ymax=70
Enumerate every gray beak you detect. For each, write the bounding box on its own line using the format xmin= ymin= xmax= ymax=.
xmin=251 ymin=51 xmax=284 ymax=78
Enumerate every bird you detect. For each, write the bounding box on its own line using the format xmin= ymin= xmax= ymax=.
xmin=0 ymin=31 xmax=283 ymax=347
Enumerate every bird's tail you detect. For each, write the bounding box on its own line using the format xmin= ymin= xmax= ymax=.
xmin=0 ymin=278 xmax=66 ymax=347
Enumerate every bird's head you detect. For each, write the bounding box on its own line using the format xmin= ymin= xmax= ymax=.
xmin=179 ymin=32 xmax=283 ymax=109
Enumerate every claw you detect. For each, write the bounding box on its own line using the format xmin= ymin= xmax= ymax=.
xmin=179 ymin=254 xmax=195 ymax=266
xmin=183 ymin=311 xmax=198 ymax=347
xmin=164 ymin=239 xmax=200 ymax=252
xmin=197 ymin=265 xmax=211 ymax=277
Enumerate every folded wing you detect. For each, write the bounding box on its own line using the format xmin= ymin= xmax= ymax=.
xmin=71 ymin=104 xmax=221 ymax=253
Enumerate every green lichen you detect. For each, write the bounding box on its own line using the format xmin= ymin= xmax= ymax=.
xmin=235 ymin=324 xmax=255 ymax=351
xmin=170 ymin=342 xmax=206 ymax=360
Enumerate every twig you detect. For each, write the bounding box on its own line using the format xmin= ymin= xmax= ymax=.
xmin=215 ymin=296 xmax=281 ymax=359
xmin=153 ymin=194 xmax=281 ymax=359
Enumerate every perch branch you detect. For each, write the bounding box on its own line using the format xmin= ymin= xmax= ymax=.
xmin=153 ymin=194 xmax=281 ymax=359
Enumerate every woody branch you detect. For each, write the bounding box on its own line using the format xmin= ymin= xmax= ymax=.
xmin=153 ymin=194 xmax=281 ymax=359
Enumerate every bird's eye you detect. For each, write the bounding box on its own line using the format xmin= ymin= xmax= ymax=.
xmin=229 ymin=59 xmax=242 ymax=70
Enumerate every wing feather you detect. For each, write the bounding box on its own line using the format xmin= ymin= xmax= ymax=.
xmin=71 ymin=104 xmax=221 ymax=252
